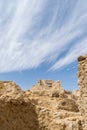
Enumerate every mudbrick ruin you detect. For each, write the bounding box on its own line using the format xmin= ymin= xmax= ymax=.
xmin=0 ymin=54 xmax=87 ymax=130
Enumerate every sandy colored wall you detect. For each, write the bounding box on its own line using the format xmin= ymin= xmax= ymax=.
xmin=78 ymin=55 xmax=87 ymax=129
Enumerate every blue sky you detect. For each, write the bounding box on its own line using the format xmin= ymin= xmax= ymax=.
xmin=0 ymin=0 xmax=87 ymax=90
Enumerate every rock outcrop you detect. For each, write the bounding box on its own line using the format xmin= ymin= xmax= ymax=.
xmin=78 ymin=55 xmax=87 ymax=129
xmin=0 ymin=81 xmax=39 ymax=130
xmin=0 ymin=80 xmax=82 ymax=130
xmin=0 ymin=54 xmax=87 ymax=130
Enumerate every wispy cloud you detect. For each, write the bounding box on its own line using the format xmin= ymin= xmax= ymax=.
xmin=0 ymin=0 xmax=87 ymax=73
xmin=50 ymin=40 xmax=87 ymax=70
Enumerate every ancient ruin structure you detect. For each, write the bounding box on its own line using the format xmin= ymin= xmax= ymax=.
xmin=0 ymin=80 xmax=81 ymax=130
xmin=0 ymin=54 xmax=87 ymax=130
xmin=32 ymin=80 xmax=64 ymax=97
xmin=37 ymin=80 xmax=54 ymax=87
xmin=78 ymin=55 xmax=87 ymax=130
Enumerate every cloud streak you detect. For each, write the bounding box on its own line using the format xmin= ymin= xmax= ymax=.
xmin=50 ymin=40 xmax=87 ymax=70
xmin=0 ymin=0 xmax=87 ymax=73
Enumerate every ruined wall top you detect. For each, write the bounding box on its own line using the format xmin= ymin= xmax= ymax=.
xmin=37 ymin=80 xmax=54 ymax=87
xmin=37 ymin=79 xmax=62 ymax=88
xmin=31 ymin=79 xmax=67 ymax=97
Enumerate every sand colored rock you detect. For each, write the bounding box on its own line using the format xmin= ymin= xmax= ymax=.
xmin=0 ymin=54 xmax=87 ymax=130
xmin=0 ymin=81 xmax=39 ymax=130
xmin=29 ymin=90 xmax=81 ymax=130
xmin=32 ymin=80 xmax=68 ymax=98
xmin=0 ymin=81 xmax=23 ymax=96
xmin=0 ymin=80 xmax=82 ymax=130
xmin=78 ymin=55 xmax=87 ymax=130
